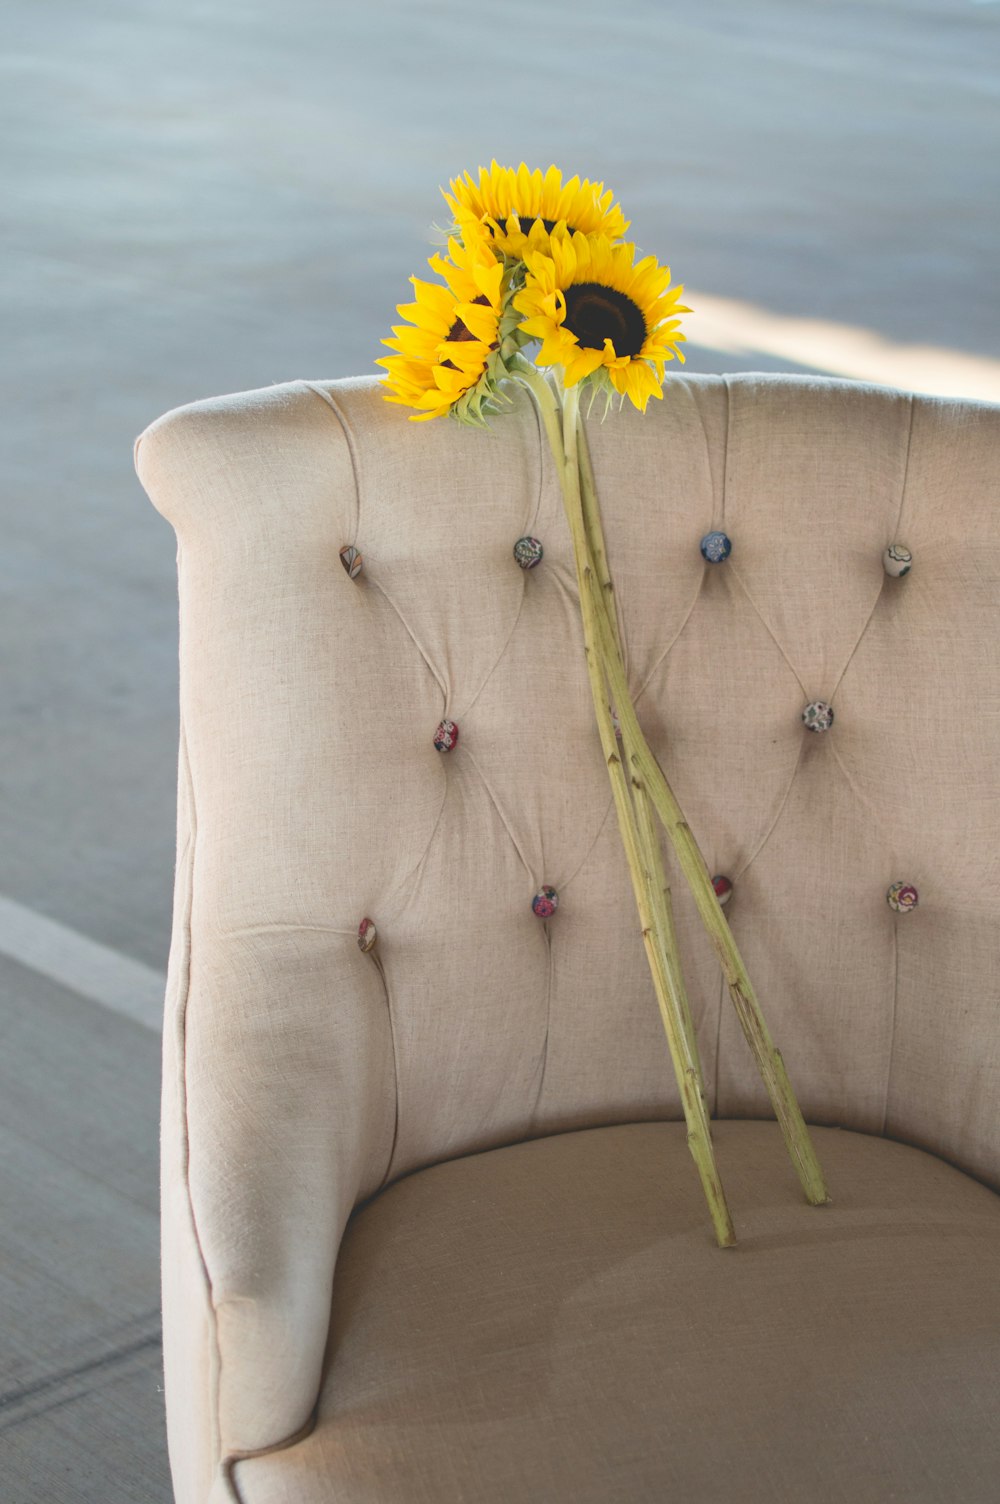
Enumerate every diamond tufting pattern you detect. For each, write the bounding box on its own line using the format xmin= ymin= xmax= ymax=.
xmin=136 ymin=371 xmax=1000 ymax=1478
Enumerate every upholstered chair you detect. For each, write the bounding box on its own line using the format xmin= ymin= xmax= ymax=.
xmin=134 ymin=372 xmax=1000 ymax=1504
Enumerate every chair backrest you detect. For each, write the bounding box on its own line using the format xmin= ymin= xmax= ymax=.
xmin=136 ymin=371 xmax=1000 ymax=1492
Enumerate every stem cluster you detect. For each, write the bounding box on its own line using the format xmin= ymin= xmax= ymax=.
xmin=514 ymin=360 xmax=830 ymax=1245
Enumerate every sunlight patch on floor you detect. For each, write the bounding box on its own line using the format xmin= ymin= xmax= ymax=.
xmin=685 ymin=291 xmax=1000 ymax=402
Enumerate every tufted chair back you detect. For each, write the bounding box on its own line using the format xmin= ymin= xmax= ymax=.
xmin=135 ymin=372 xmax=1000 ymax=1500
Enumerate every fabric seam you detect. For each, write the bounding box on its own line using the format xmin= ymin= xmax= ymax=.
xmin=173 ymin=702 xmax=225 ymax=1486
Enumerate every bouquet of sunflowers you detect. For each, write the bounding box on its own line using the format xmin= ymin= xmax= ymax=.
xmin=378 ymin=164 xmax=829 ymax=1246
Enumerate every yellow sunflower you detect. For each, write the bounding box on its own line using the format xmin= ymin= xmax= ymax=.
xmin=443 ymin=161 xmax=629 ymax=261
xmin=377 ymin=229 xmax=506 ymax=422
xmin=513 ymin=232 xmax=689 ymax=411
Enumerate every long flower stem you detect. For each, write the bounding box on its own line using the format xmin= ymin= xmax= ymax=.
xmin=576 ymin=423 xmax=707 ymax=1099
xmin=582 ymin=564 xmax=830 ymax=1208
xmin=544 ymin=375 xmax=736 ymax=1246
xmin=515 ymin=359 xmax=829 ymax=1213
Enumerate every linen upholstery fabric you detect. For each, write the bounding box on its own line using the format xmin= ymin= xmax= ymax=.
xmin=133 ymin=373 xmax=1000 ymax=1503
xmin=232 ymin=1122 xmax=1000 ymax=1504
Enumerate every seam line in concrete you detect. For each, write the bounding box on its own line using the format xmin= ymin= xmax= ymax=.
xmin=0 ymin=894 xmax=164 ymax=1031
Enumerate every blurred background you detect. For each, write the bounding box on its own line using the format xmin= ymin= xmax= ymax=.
xmin=2 ymin=0 xmax=998 ymax=1497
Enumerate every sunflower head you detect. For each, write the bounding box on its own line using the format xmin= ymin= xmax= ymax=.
xmin=377 ymin=226 xmax=515 ymax=423
xmin=513 ymin=232 xmax=690 ymax=411
xmin=443 ymin=161 xmax=630 ymax=262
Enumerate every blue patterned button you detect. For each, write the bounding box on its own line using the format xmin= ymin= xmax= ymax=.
xmin=433 ymin=719 xmax=459 ymax=752
xmin=700 ymin=531 xmax=732 ymax=563
xmin=532 ymin=885 xmax=558 ymax=918
xmin=339 ymin=545 xmax=363 ymax=579
xmin=883 ymin=543 xmax=912 ymax=578
xmin=514 ymin=536 xmax=544 ymax=569
xmin=802 ymin=701 xmax=834 ymax=733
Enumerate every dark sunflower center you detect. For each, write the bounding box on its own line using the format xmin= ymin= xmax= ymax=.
xmin=441 ymin=294 xmax=495 ymax=370
xmin=445 ymin=293 xmax=490 ymax=345
xmin=563 ymin=282 xmax=646 ymax=356
xmin=514 ymin=215 xmax=560 ymax=235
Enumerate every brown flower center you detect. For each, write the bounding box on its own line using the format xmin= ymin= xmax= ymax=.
xmin=515 ymin=215 xmax=560 ymax=236
xmin=445 ymin=294 xmax=490 ymax=345
xmin=441 ymin=294 xmax=494 ymax=370
xmin=562 ymin=282 xmax=646 ymax=356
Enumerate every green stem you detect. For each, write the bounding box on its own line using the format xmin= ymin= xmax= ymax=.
xmin=555 ymin=380 xmax=736 ymax=1247
xmin=583 ymin=569 xmax=830 ymax=1207
xmin=576 ymin=423 xmax=706 ymax=1098
xmin=515 ymin=360 xmax=829 ymax=1210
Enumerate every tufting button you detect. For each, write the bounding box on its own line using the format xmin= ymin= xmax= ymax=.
xmin=700 ymin=530 xmax=732 ymax=563
xmin=802 ymin=700 xmax=834 ymax=733
xmin=433 ymin=719 xmax=459 ymax=753
xmin=532 ymin=885 xmax=559 ymax=918
xmin=514 ymin=536 xmax=544 ymax=569
xmin=339 ymin=545 xmax=363 ymax=579
xmin=886 ymin=881 xmax=919 ymax=913
xmin=883 ymin=543 xmax=912 ymax=578
xmin=712 ymin=875 xmax=733 ymax=906
xmin=357 ymin=916 xmax=378 ymax=952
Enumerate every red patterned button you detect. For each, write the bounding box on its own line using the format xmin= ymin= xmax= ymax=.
xmin=886 ymin=882 xmax=918 ymax=913
xmin=433 ymin=720 xmax=459 ymax=752
xmin=532 ymin=886 xmax=558 ymax=918
xmin=712 ymin=875 xmax=733 ymax=907
xmin=357 ymin=917 xmax=378 ymax=952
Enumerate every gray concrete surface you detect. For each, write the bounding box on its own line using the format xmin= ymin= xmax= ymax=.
xmin=1 ymin=1 xmax=997 ymax=1499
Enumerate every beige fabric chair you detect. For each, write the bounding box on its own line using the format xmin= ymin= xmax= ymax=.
xmin=134 ymin=372 xmax=1000 ymax=1504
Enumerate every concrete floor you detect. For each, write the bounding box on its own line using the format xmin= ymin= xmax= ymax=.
xmin=1 ymin=1 xmax=997 ymax=1499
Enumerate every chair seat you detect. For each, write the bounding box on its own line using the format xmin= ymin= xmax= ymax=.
xmin=233 ymin=1122 xmax=1000 ymax=1504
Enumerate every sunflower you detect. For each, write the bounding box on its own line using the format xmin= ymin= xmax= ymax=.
xmin=513 ymin=232 xmax=689 ymax=411
xmin=377 ymin=229 xmax=507 ymax=422
xmin=443 ymin=161 xmax=629 ymax=261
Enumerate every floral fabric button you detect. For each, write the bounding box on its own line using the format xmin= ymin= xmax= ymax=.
xmin=433 ymin=719 xmax=459 ymax=752
xmin=339 ymin=545 xmax=363 ymax=579
xmin=712 ymin=875 xmax=733 ymax=907
xmin=883 ymin=543 xmax=912 ymax=578
xmin=886 ymin=882 xmax=919 ymax=913
xmin=532 ymin=885 xmax=559 ymax=918
xmin=514 ymin=536 xmax=544 ymax=569
xmin=802 ymin=701 xmax=834 ymax=733
xmin=357 ymin=917 xmax=378 ymax=952
xmin=700 ymin=530 xmax=732 ymax=563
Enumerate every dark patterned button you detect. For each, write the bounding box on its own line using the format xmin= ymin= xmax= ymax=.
xmin=357 ymin=916 xmax=378 ymax=952
xmin=712 ymin=875 xmax=733 ymax=907
xmin=514 ymin=536 xmax=544 ymax=570
xmin=886 ymin=881 xmax=918 ymax=913
xmin=532 ymin=885 xmax=558 ymax=918
xmin=433 ymin=719 xmax=459 ymax=753
xmin=700 ymin=530 xmax=732 ymax=563
xmin=802 ymin=700 xmax=834 ymax=733
xmin=339 ymin=545 xmax=363 ymax=579
xmin=883 ymin=543 xmax=912 ymax=578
